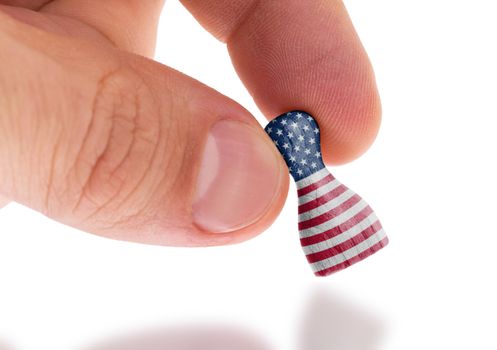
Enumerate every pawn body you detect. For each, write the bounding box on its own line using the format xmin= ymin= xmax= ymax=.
xmin=265 ymin=111 xmax=388 ymax=276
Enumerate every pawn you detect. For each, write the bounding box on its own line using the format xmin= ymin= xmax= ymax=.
xmin=265 ymin=111 xmax=388 ymax=276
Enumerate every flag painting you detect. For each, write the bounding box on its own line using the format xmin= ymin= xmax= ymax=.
xmin=265 ymin=111 xmax=388 ymax=276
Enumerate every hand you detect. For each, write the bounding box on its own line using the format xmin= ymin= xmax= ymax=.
xmin=0 ymin=0 xmax=380 ymax=246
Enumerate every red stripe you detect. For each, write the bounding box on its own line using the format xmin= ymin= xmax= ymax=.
xmin=297 ymin=174 xmax=334 ymax=196
xmin=305 ymin=220 xmax=382 ymax=263
xmin=298 ymin=194 xmax=362 ymax=230
xmin=314 ymin=236 xmax=389 ymax=276
xmin=300 ymin=206 xmax=374 ymax=246
xmin=298 ymin=184 xmax=347 ymax=214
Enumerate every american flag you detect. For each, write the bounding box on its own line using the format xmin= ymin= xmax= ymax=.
xmin=265 ymin=111 xmax=388 ymax=276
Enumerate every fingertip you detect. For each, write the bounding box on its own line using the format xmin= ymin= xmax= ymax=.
xmin=145 ymin=146 xmax=289 ymax=248
xmin=218 ymin=155 xmax=290 ymax=246
xmin=190 ymin=119 xmax=290 ymax=245
xmin=318 ymin=81 xmax=382 ymax=165
xmin=250 ymin=65 xmax=382 ymax=166
xmin=223 ymin=0 xmax=382 ymax=165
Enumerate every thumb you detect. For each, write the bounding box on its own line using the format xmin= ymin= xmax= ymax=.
xmin=0 ymin=13 xmax=288 ymax=246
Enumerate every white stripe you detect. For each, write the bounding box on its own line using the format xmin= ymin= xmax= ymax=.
xmin=302 ymin=212 xmax=379 ymax=255
xmin=298 ymin=189 xmax=356 ymax=221
xmin=295 ymin=168 xmax=329 ymax=188
xmin=310 ymin=229 xmax=387 ymax=272
xmin=299 ymin=200 xmax=369 ymax=238
xmin=298 ymin=178 xmax=341 ymax=205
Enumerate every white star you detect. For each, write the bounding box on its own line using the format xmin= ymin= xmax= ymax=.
xmin=272 ymin=119 xmax=277 ymax=123
xmin=297 ymin=169 xmax=303 ymax=176
xmin=307 ymin=116 xmax=313 ymax=122
xmin=298 ymin=135 xmax=305 ymax=142
xmin=286 ymin=112 xmax=292 ymax=116
xmin=313 ymin=128 xmax=319 ymax=134
xmin=276 ymin=129 xmax=283 ymax=136
xmin=296 ymin=113 xmax=303 ymax=119
xmin=282 ymin=143 xmax=290 ymax=149
xmin=311 ymin=162 xmax=317 ymax=169
xmin=287 ymin=132 xmax=293 ymax=139
xmin=267 ymin=127 xmax=273 ymax=134
xmin=281 ymin=119 xmax=288 ymax=125
xmin=309 ymin=138 xmax=315 ymax=144
xmin=303 ymin=125 xmax=310 ymax=132
xmin=300 ymin=159 xmax=307 ymax=165
xmin=273 ymin=140 xmax=279 ymax=146
xmin=289 ymin=155 xmax=296 ymax=162
xmin=294 ymin=145 xmax=301 ymax=152
xmin=314 ymin=151 xmax=321 ymax=158
xmin=291 ymin=122 xmax=299 ymax=129
xmin=304 ymin=148 xmax=311 ymax=155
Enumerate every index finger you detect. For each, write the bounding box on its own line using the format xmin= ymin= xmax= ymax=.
xmin=181 ymin=0 xmax=381 ymax=164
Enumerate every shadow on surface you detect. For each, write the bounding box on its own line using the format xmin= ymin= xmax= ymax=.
xmin=299 ymin=287 xmax=385 ymax=350
xmin=0 ymin=340 xmax=15 ymax=350
xmin=85 ymin=326 xmax=272 ymax=350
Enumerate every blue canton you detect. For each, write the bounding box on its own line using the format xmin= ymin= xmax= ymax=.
xmin=265 ymin=111 xmax=325 ymax=181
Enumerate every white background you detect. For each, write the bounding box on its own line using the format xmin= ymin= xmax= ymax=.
xmin=1 ymin=1 xmax=496 ymax=349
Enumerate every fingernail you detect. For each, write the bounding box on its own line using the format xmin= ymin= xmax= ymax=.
xmin=193 ymin=120 xmax=282 ymax=233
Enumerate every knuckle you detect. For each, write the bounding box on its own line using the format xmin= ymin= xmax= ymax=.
xmin=65 ymin=67 xmax=167 ymax=224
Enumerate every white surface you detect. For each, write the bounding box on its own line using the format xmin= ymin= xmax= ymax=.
xmin=1 ymin=1 xmax=496 ymax=349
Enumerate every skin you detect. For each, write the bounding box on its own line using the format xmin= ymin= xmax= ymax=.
xmin=0 ymin=0 xmax=381 ymax=246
